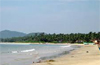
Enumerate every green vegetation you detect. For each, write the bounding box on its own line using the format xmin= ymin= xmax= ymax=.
xmin=0 ymin=32 xmax=100 ymax=43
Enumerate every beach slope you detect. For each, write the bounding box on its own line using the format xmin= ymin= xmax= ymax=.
xmin=31 ymin=45 xmax=100 ymax=65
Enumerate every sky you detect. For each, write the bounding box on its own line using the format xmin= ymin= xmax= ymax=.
xmin=0 ymin=0 xmax=100 ymax=34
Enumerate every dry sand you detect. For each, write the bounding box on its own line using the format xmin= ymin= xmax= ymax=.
xmin=31 ymin=45 xmax=100 ymax=65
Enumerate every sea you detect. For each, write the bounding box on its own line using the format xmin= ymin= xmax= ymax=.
xmin=0 ymin=43 xmax=80 ymax=65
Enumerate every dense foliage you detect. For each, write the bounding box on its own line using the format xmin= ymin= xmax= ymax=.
xmin=0 ymin=32 xmax=100 ymax=43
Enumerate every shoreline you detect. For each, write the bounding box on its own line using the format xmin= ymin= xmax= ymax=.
xmin=31 ymin=45 xmax=100 ymax=65
xmin=0 ymin=42 xmax=83 ymax=45
xmin=0 ymin=42 xmax=81 ymax=44
xmin=1 ymin=43 xmax=80 ymax=65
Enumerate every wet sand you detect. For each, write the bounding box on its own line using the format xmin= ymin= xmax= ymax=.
xmin=31 ymin=44 xmax=100 ymax=65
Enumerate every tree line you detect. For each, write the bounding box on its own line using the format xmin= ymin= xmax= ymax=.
xmin=0 ymin=32 xmax=100 ymax=43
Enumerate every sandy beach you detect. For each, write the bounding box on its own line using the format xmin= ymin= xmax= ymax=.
xmin=31 ymin=44 xmax=100 ymax=65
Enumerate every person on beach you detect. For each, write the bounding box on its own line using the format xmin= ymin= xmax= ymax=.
xmin=93 ymin=39 xmax=100 ymax=50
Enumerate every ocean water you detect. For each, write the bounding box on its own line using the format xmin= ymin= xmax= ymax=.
xmin=0 ymin=43 xmax=79 ymax=65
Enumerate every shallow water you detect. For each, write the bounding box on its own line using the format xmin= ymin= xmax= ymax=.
xmin=0 ymin=43 xmax=78 ymax=65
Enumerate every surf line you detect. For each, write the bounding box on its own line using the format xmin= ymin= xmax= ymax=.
xmin=12 ymin=49 xmax=35 ymax=53
xmin=60 ymin=45 xmax=71 ymax=48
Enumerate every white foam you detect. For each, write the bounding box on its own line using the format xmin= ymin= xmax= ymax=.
xmin=21 ymin=49 xmax=35 ymax=52
xmin=12 ymin=51 xmax=18 ymax=53
xmin=60 ymin=45 xmax=71 ymax=48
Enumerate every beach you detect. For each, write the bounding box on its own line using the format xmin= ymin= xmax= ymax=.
xmin=31 ymin=44 xmax=100 ymax=65
xmin=0 ymin=43 xmax=76 ymax=65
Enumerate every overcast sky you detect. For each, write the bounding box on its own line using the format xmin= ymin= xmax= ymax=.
xmin=0 ymin=0 xmax=100 ymax=34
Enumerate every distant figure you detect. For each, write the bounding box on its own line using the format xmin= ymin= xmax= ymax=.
xmin=93 ymin=39 xmax=100 ymax=50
